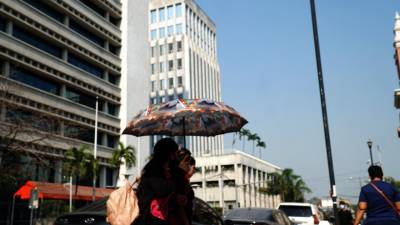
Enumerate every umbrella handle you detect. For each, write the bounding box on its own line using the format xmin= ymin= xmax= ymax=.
xmin=183 ymin=117 xmax=186 ymax=148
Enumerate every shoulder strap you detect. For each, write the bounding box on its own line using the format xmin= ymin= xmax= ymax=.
xmin=370 ymin=182 xmax=400 ymax=217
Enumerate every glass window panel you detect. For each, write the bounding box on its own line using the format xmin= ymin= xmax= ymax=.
xmin=65 ymin=87 xmax=97 ymax=109
xmin=177 ymin=58 xmax=182 ymax=69
xmin=108 ymin=74 xmax=119 ymax=85
xmin=68 ymin=53 xmax=104 ymax=78
xmin=151 ymin=46 xmax=155 ymax=57
xmin=10 ymin=66 xmax=60 ymax=95
xmin=168 ymin=43 xmax=174 ymax=54
xmin=177 ymin=41 xmax=182 ymax=51
xmin=5 ymin=107 xmax=60 ymax=133
xmin=159 ymin=8 xmax=165 ymax=21
xmin=167 ymin=26 xmax=174 ymax=37
xmin=150 ymin=29 xmax=157 ymax=40
xmin=107 ymin=135 xmax=117 ymax=148
xmin=21 ymin=0 xmax=64 ymax=23
xmin=151 ymin=80 xmax=156 ymax=92
xmin=167 ymin=5 xmax=174 ymax=20
xmin=159 ymin=44 xmax=165 ymax=56
xmin=12 ymin=25 xmax=62 ymax=58
xmin=159 ymin=62 xmax=165 ymax=73
xmin=108 ymin=103 xmax=119 ymax=116
xmin=64 ymin=124 xmax=94 ymax=143
xmin=177 ymin=76 xmax=183 ymax=87
xmin=159 ymin=27 xmax=165 ymax=38
xmin=150 ymin=9 xmax=157 ymax=23
xmin=0 ymin=16 xmax=5 ymax=32
xmin=168 ymin=60 xmax=173 ymax=71
xmin=78 ymin=0 xmax=106 ymax=17
xmin=168 ymin=77 xmax=174 ymax=89
xmin=176 ymin=23 xmax=182 ymax=35
xmin=69 ymin=19 xmax=104 ymax=47
xmin=176 ymin=3 xmax=182 ymax=17
xmin=151 ymin=63 xmax=156 ymax=74
xmin=160 ymin=79 xmax=165 ymax=90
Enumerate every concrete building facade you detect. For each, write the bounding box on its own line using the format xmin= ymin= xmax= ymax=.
xmin=190 ymin=151 xmax=282 ymax=210
xmin=148 ymin=0 xmax=224 ymax=156
xmin=0 ymin=0 xmax=149 ymax=187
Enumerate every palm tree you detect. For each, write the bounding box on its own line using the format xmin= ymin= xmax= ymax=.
xmin=239 ymin=128 xmax=250 ymax=152
xmin=110 ymin=142 xmax=136 ymax=181
xmin=262 ymin=168 xmax=310 ymax=202
xmin=63 ymin=146 xmax=92 ymax=195
xmin=247 ymin=133 xmax=260 ymax=156
xmin=256 ymin=140 xmax=266 ymax=159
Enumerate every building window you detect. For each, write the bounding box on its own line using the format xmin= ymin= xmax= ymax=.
xmin=176 ymin=23 xmax=182 ymax=35
xmin=108 ymin=73 xmax=119 ymax=85
xmin=160 ymin=79 xmax=166 ymax=90
xmin=168 ymin=77 xmax=174 ymax=89
xmin=21 ymin=0 xmax=64 ymax=23
xmin=168 ymin=95 xmax=175 ymax=101
xmin=10 ymin=66 xmax=60 ymax=95
xmin=159 ymin=44 xmax=165 ymax=56
xmin=0 ymin=17 xmax=5 ymax=32
xmin=12 ymin=25 xmax=62 ymax=58
xmin=168 ymin=43 xmax=174 ymax=54
xmin=69 ymin=19 xmax=104 ymax=47
xmin=159 ymin=62 xmax=165 ymax=73
xmin=150 ymin=9 xmax=157 ymax=23
xmin=65 ymin=87 xmax=97 ymax=109
xmin=176 ymin=3 xmax=182 ymax=17
xmin=106 ymin=167 xmax=114 ymax=187
xmin=151 ymin=80 xmax=156 ymax=92
xmin=151 ymin=63 xmax=156 ymax=74
xmin=68 ymin=53 xmax=104 ymax=78
xmin=6 ymin=108 xmax=60 ymax=134
xmin=168 ymin=60 xmax=174 ymax=71
xmin=160 ymin=96 xmax=166 ymax=103
xmin=108 ymin=103 xmax=119 ymax=116
xmin=159 ymin=7 xmax=165 ymax=21
xmin=151 ymin=97 xmax=157 ymax=105
xmin=107 ymin=135 xmax=117 ymax=148
xmin=167 ymin=26 xmax=174 ymax=37
xmin=167 ymin=5 xmax=174 ymax=20
xmin=177 ymin=76 xmax=183 ymax=87
xmin=159 ymin=27 xmax=165 ymax=38
xmin=177 ymin=41 xmax=182 ymax=52
xmin=78 ymin=0 xmax=106 ymax=17
xmin=109 ymin=44 xmax=119 ymax=56
xmin=177 ymin=58 xmax=182 ymax=70
xmin=150 ymin=29 xmax=157 ymax=40
xmin=151 ymin=46 xmax=156 ymax=58
xmin=64 ymin=124 xmax=94 ymax=143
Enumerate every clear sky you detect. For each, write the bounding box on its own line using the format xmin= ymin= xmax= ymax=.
xmin=196 ymin=0 xmax=400 ymax=202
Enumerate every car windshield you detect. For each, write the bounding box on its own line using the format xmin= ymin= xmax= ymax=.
xmin=75 ymin=197 xmax=108 ymax=213
xmin=225 ymin=209 xmax=273 ymax=221
xmin=279 ymin=205 xmax=312 ymax=217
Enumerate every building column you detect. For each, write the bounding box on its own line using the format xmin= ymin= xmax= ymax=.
xmin=99 ymin=166 xmax=107 ymax=187
xmin=104 ymin=71 xmax=109 ymax=82
xmin=54 ymin=160 xmax=62 ymax=183
xmin=235 ymin=163 xmax=241 ymax=208
xmin=60 ymin=84 xmax=67 ymax=97
xmin=62 ymin=49 xmax=68 ymax=61
xmin=255 ymin=170 xmax=259 ymax=207
xmin=250 ymin=168 xmax=254 ymax=207
xmin=202 ymin=166 xmax=206 ymax=200
xmin=6 ymin=21 xmax=12 ymax=35
xmin=0 ymin=103 xmax=6 ymax=121
xmin=104 ymin=40 xmax=110 ymax=51
xmin=245 ymin=166 xmax=249 ymax=207
xmin=103 ymin=101 xmax=109 ymax=115
xmin=2 ymin=61 xmax=10 ymax=77
xmin=63 ymin=16 xmax=69 ymax=26
xmin=218 ymin=164 xmax=224 ymax=209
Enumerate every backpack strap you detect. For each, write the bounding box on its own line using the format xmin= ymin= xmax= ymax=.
xmin=370 ymin=182 xmax=400 ymax=218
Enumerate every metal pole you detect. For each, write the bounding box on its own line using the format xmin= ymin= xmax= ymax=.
xmin=92 ymin=96 xmax=98 ymax=202
xmin=368 ymin=145 xmax=374 ymax=166
xmin=10 ymin=195 xmax=15 ymax=225
xmin=69 ymin=176 xmax=73 ymax=212
xmin=309 ymin=0 xmax=338 ymax=224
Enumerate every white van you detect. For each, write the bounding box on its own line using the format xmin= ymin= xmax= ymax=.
xmin=278 ymin=202 xmax=329 ymax=225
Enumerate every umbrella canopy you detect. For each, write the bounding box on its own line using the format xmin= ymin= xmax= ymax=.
xmin=123 ymin=98 xmax=247 ymax=137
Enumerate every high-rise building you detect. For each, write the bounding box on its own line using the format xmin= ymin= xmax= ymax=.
xmin=394 ymin=12 xmax=400 ymax=135
xmin=0 ymin=0 xmax=149 ymax=187
xmin=148 ymin=0 xmax=224 ymax=156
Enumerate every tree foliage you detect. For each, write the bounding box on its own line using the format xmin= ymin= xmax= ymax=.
xmin=110 ymin=142 xmax=136 ymax=177
xmin=261 ymin=168 xmax=311 ymax=202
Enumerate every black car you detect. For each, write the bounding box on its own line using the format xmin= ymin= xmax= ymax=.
xmin=223 ymin=208 xmax=294 ymax=225
xmin=55 ymin=197 xmax=223 ymax=225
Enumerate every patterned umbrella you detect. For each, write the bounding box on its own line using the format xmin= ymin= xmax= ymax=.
xmin=122 ymin=98 xmax=247 ymax=137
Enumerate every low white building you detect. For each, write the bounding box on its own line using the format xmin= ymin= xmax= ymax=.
xmin=190 ymin=150 xmax=282 ymax=210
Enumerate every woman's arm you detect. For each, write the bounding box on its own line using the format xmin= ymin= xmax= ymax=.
xmin=353 ymin=202 xmax=367 ymax=225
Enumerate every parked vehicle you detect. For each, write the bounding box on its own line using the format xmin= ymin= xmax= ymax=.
xmin=55 ymin=197 xmax=223 ymax=225
xmin=223 ymin=208 xmax=294 ymax=225
xmin=278 ymin=202 xmax=330 ymax=225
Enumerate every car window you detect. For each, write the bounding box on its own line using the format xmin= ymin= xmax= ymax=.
xmin=225 ymin=209 xmax=273 ymax=221
xmin=279 ymin=211 xmax=292 ymax=225
xmin=278 ymin=205 xmax=312 ymax=217
xmin=273 ymin=211 xmax=286 ymax=225
xmin=193 ymin=198 xmax=222 ymax=225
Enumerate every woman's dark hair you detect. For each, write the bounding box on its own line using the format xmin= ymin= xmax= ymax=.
xmin=141 ymin=138 xmax=178 ymax=177
xmin=368 ymin=165 xmax=383 ymax=179
xmin=189 ymin=156 xmax=196 ymax=166
xmin=176 ymin=148 xmax=191 ymax=162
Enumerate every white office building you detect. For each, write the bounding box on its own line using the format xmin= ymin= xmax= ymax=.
xmin=148 ymin=0 xmax=223 ymax=156
xmin=190 ymin=151 xmax=282 ymax=210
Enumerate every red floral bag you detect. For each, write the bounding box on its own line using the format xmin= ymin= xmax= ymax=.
xmin=150 ymin=194 xmax=172 ymax=221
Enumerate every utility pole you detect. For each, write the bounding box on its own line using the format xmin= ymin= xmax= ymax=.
xmin=309 ymin=0 xmax=338 ymax=224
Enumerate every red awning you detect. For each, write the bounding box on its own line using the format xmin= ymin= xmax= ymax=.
xmin=14 ymin=181 xmax=114 ymax=201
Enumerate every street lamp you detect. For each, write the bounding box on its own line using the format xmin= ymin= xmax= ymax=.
xmin=367 ymin=139 xmax=374 ymax=166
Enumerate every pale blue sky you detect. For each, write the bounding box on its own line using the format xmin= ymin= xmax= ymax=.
xmin=196 ymin=0 xmax=400 ymax=202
